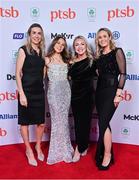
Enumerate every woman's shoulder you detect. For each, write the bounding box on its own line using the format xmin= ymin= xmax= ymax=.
xmin=115 ymin=47 xmax=124 ymax=53
xmin=45 ymin=56 xmax=51 ymax=66
xmin=19 ymin=45 xmax=26 ymax=51
xmin=18 ymin=45 xmax=27 ymax=55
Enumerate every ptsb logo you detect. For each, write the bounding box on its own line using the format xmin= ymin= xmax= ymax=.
xmin=50 ymin=8 xmax=76 ymax=22
xmin=0 ymin=90 xmax=18 ymax=104
xmin=0 ymin=128 xmax=7 ymax=136
xmin=108 ymin=6 xmax=134 ymax=21
xmin=121 ymin=90 xmax=132 ymax=102
xmin=0 ymin=6 xmax=19 ymax=18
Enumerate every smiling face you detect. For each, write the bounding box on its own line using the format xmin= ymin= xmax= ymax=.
xmin=74 ymin=38 xmax=87 ymax=56
xmin=54 ymin=38 xmax=66 ymax=54
xmin=30 ymin=27 xmax=42 ymax=46
xmin=97 ymin=30 xmax=111 ymax=49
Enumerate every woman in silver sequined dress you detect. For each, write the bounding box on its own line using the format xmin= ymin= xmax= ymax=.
xmin=45 ymin=36 xmax=74 ymax=165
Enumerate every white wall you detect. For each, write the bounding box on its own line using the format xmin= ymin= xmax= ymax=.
xmin=0 ymin=0 xmax=139 ymax=145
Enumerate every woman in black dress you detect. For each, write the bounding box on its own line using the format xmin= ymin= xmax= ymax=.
xmin=68 ymin=36 xmax=95 ymax=162
xmin=95 ymin=28 xmax=126 ymax=170
xmin=16 ymin=23 xmax=46 ymax=166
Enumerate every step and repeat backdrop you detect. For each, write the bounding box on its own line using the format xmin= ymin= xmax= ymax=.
xmin=0 ymin=0 xmax=139 ymax=145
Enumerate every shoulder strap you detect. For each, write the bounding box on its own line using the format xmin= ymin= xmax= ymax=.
xmin=20 ymin=45 xmax=28 ymax=56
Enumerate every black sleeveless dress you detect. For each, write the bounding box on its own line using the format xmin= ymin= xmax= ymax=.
xmin=95 ymin=48 xmax=126 ymax=163
xmin=18 ymin=46 xmax=45 ymax=125
xmin=68 ymin=58 xmax=96 ymax=153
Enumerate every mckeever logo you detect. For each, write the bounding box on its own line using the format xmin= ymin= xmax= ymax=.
xmin=87 ymin=8 xmax=96 ymax=22
xmin=51 ymin=33 xmax=74 ymax=39
xmin=124 ymin=114 xmax=139 ymax=121
xmin=30 ymin=7 xmax=40 ymax=19
xmin=125 ymin=50 xmax=134 ymax=64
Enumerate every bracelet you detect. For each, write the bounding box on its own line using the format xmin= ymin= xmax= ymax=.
xmin=116 ymin=95 xmax=122 ymax=97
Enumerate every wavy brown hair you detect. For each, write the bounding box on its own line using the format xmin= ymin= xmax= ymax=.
xmin=47 ymin=35 xmax=69 ymax=63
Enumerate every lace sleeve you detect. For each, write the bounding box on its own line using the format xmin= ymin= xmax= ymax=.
xmin=116 ymin=48 xmax=126 ymax=89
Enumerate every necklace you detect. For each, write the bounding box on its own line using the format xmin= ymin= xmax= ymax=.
xmin=51 ymin=56 xmax=63 ymax=63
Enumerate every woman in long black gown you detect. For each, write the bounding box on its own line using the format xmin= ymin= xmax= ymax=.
xmin=16 ymin=23 xmax=46 ymax=166
xmin=68 ymin=36 xmax=95 ymax=162
xmin=95 ymin=28 xmax=126 ymax=170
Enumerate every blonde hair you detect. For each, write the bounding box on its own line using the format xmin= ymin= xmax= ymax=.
xmin=95 ymin=28 xmax=116 ymax=58
xmin=26 ymin=23 xmax=45 ymax=59
xmin=73 ymin=35 xmax=94 ymax=63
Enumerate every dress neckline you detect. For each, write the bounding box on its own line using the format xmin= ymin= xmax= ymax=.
xmin=102 ymin=49 xmax=115 ymax=56
xmin=74 ymin=57 xmax=88 ymax=63
xmin=49 ymin=63 xmax=67 ymax=66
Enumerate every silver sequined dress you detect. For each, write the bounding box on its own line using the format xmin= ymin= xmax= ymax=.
xmin=47 ymin=64 xmax=74 ymax=164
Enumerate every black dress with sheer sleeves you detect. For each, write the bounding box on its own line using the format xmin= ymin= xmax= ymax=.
xmin=68 ymin=57 xmax=96 ymax=153
xmin=18 ymin=46 xmax=45 ymax=125
xmin=95 ymin=48 xmax=126 ymax=164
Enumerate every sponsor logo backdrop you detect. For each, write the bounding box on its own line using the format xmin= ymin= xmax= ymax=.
xmin=0 ymin=0 xmax=139 ymax=145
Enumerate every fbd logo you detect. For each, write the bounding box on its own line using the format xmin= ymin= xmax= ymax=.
xmin=125 ymin=50 xmax=134 ymax=64
xmin=12 ymin=50 xmax=18 ymax=64
xmin=87 ymin=8 xmax=96 ymax=22
xmin=30 ymin=7 xmax=40 ymax=20
xmin=112 ymin=31 xmax=120 ymax=40
xmin=121 ymin=127 xmax=130 ymax=136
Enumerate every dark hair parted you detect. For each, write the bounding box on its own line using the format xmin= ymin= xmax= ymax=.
xmin=47 ymin=35 xmax=69 ymax=63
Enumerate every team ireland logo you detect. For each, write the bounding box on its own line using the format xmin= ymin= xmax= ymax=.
xmin=125 ymin=50 xmax=134 ymax=64
xmin=87 ymin=8 xmax=96 ymax=22
xmin=30 ymin=7 xmax=40 ymax=20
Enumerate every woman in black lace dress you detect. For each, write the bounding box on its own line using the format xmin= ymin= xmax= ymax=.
xmin=68 ymin=36 xmax=95 ymax=162
xmin=95 ymin=28 xmax=126 ymax=170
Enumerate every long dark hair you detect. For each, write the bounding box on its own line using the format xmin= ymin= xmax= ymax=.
xmin=47 ymin=36 xmax=69 ymax=63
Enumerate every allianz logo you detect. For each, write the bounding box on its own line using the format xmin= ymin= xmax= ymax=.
xmin=126 ymin=74 xmax=139 ymax=80
xmin=0 ymin=114 xmax=18 ymax=120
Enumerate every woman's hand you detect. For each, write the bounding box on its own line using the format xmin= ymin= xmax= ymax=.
xmin=113 ymin=95 xmax=122 ymax=107
xmin=19 ymin=92 xmax=28 ymax=107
